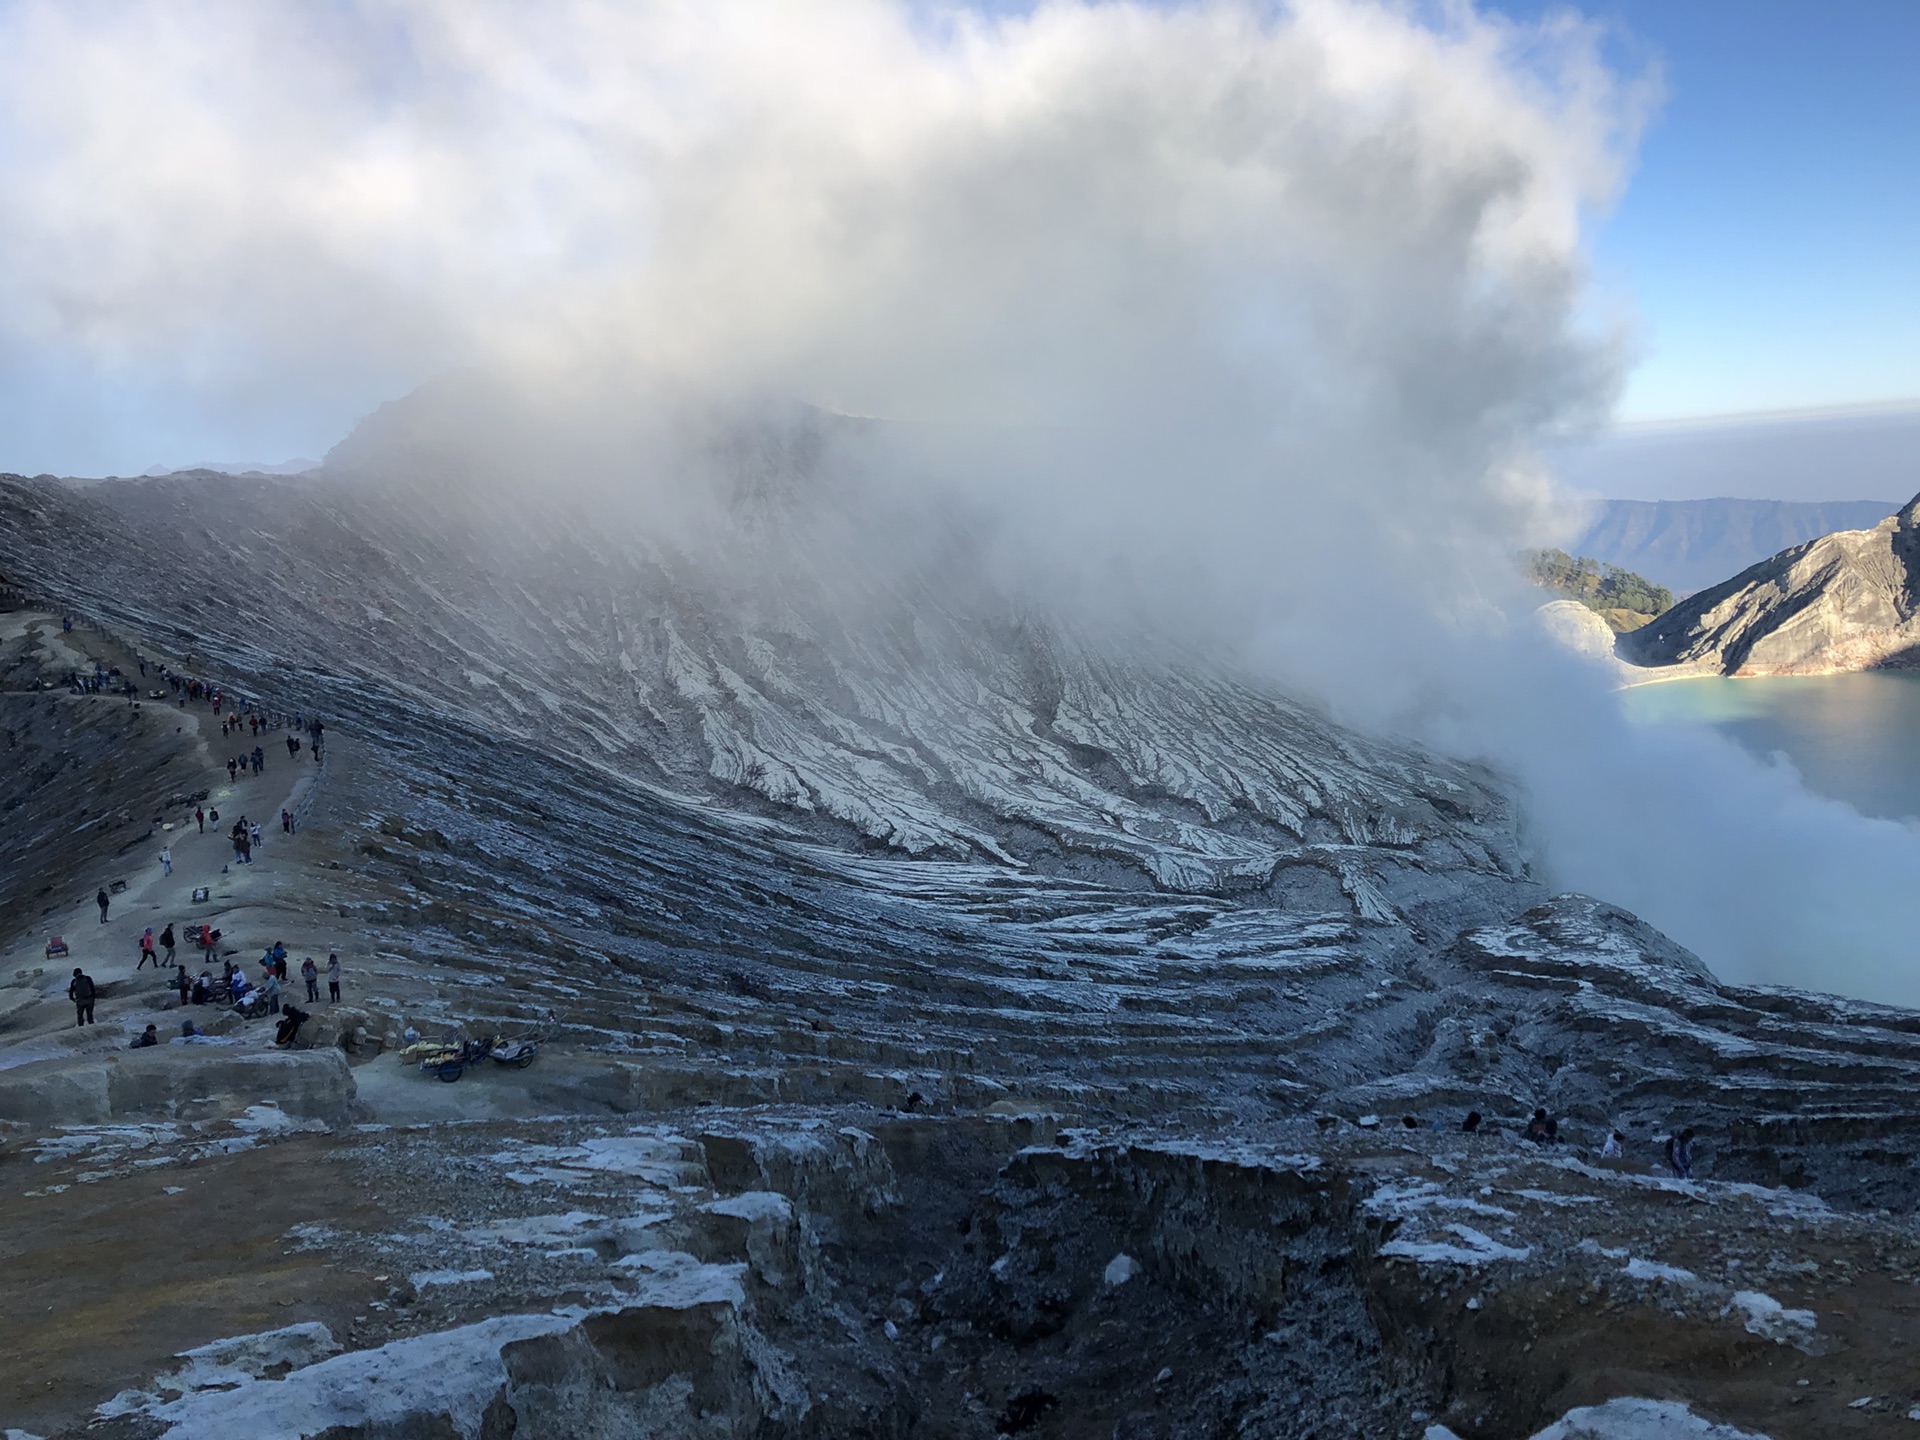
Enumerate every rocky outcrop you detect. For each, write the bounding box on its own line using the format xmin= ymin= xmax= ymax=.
xmin=0 ymin=1046 xmax=356 ymax=1127
xmin=1620 ymin=492 xmax=1920 ymax=675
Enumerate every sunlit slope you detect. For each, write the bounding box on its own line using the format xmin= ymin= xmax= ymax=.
xmin=1622 ymin=493 xmax=1920 ymax=675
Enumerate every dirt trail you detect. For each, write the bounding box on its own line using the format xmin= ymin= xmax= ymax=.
xmin=0 ymin=611 xmax=345 ymax=1082
xmin=2 ymin=758 xmax=323 ymax=1043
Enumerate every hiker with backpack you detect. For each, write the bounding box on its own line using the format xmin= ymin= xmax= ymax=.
xmin=68 ymin=968 xmax=97 ymax=1025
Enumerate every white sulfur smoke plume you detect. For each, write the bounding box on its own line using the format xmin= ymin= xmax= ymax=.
xmin=2 ymin=0 xmax=1917 ymax=1001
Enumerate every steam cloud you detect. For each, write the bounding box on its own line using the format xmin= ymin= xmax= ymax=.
xmin=3 ymin=0 xmax=1917 ymax=1002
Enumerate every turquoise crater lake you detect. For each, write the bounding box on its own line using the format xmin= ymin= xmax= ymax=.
xmin=1620 ymin=670 xmax=1920 ymax=824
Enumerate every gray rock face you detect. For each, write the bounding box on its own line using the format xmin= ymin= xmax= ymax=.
xmin=1620 ymin=492 xmax=1920 ymax=675
xmin=0 ymin=402 xmax=1520 ymax=907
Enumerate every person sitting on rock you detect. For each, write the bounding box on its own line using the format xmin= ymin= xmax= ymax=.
xmin=191 ymin=971 xmax=213 ymax=1004
xmin=1461 ymin=1111 xmax=1482 ymax=1134
xmin=131 ymin=1023 xmax=158 ymax=1048
xmin=1525 ymin=1108 xmax=1555 ymax=1144
xmin=274 ymin=1004 xmax=310 ymax=1047
xmin=1601 ymin=1130 xmax=1624 ymax=1159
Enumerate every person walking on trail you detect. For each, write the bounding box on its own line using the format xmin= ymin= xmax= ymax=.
xmin=249 ymin=820 xmax=263 ymax=853
xmin=137 ymin=928 xmax=158 ymax=969
xmin=281 ymin=808 xmax=292 ymax=834
xmin=160 ymin=845 xmax=172 ymax=877
xmin=326 ymin=952 xmax=341 ymax=1003
xmin=68 ymin=968 xmax=96 ymax=1025
xmin=301 ymin=957 xmax=319 ymax=1002
xmin=96 ymin=888 xmax=110 ymax=923
xmin=252 ymin=745 xmax=264 ymax=775
xmin=195 ymin=806 xmax=205 ymax=834
xmin=160 ymin=923 xmax=176 ymax=966
xmin=1664 ymin=1128 xmax=1696 ymax=1180
xmin=227 ymin=757 xmax=238 ymax=782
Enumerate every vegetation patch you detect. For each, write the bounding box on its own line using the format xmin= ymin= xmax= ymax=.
xmin=1523 ymin=548 xmax=1673 ymax=631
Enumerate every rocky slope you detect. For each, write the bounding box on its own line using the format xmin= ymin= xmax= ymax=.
xmin=4 ymin=389 xmax=1920 ymax=1437
xmin=1620 ymin=493 xmax=1920 ymax=676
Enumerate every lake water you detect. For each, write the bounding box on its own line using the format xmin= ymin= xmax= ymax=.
xmin=1620 ymin=670 xmax=1920 ymax=823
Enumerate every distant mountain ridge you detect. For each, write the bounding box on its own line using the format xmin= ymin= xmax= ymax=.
xmin=140 ymin=458 xmax=320 ymax=477
xmin=1620 ymin=493 xmax=1920 ymax=676
xmin=1573 ymin=498 xmax=1900 ymax=595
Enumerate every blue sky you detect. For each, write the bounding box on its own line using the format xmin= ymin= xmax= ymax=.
xmin=1488 ymin=0 xmax=1919 ymax=422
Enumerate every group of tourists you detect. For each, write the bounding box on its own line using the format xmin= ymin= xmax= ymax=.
xmin=228 ymin=814 xmax=262 ymax=864
xmin=1455 ymin=1105 xmax=1699 ymax=1179
xmin=64 ymin=661 xmax=135 ymax=696
xmin=139 ymin=653 xmax=326 ymax=763
xmin=50 ymin=637 xmax=348 ymax=1056
xmin=201 ymin=945 xmax=342 ymax=1008
xmin=66 ymin=947 xmax=346 ymax=1048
